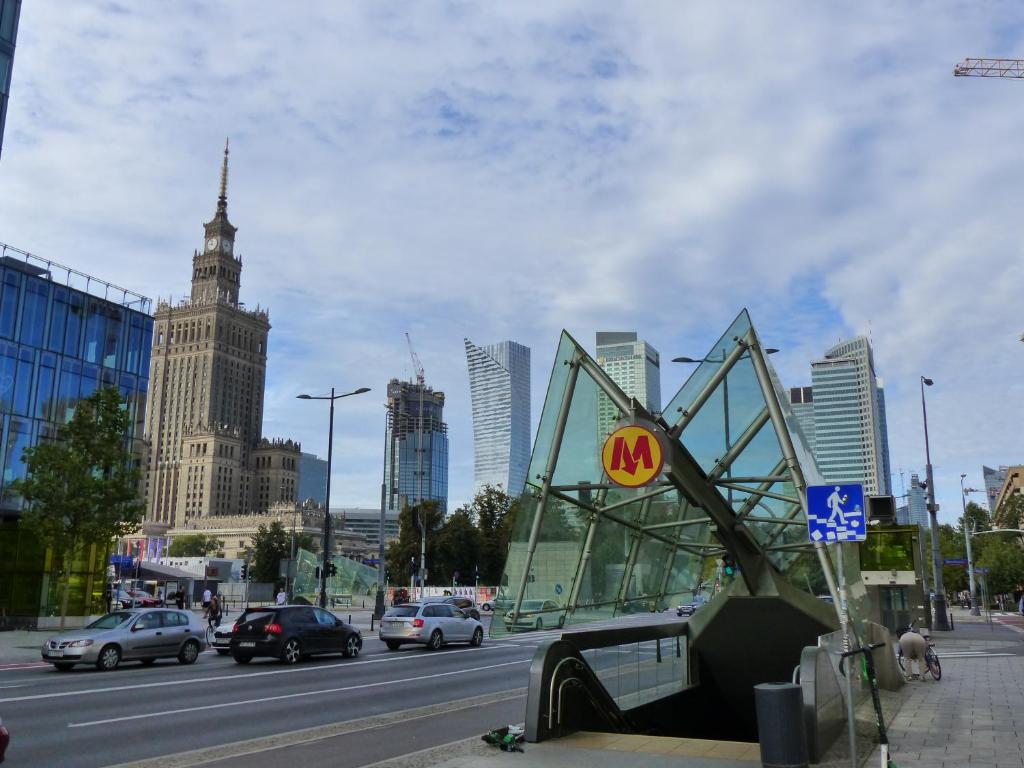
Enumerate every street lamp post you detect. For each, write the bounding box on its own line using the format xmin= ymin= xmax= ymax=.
xmin=297 ymin=386 xmax=371 ymax=609
xmin=375 ymin=409 xmax=389 ymax=619
xmin=960 ymin=474 xmax=981 ymax=616
xmin=920 ymin=376 xmax=951 ymax=631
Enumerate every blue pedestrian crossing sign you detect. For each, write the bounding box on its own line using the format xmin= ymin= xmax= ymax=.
xmin=806 ymin=483 xmax=866 ymax=543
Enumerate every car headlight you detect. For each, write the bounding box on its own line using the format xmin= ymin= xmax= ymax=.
xmin=68 ymin=639 xmax=94 ymax=647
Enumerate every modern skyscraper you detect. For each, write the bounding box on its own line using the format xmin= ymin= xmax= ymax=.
xmin=876 ymin=382 xmax=892 ymax=495
xmin=384 ymin=378 xmax=448 ymax=514
xmin=464 ymin=339 xmax=530 ymax=496
xmin=144 ymin=143 xmax=297 ymax=533
xmin=595 ymin=332 xmax=661 ymax=440
xmin=808 ymin=336 xmax=890 ymax=495
xmin=0 ymin=243 xmax=153 ymax=623
xmin=0 ymin=0 xmax=21 ymax=160
xmin=907 ymin=473 xmax=929 ymax=528
xmin=983 ymin=465 xmax=1009 ymax=514
xmin=298 ymin=451 xmax=328 ymax=505
xmin=788 ymin=386 xmax=816 ymax=455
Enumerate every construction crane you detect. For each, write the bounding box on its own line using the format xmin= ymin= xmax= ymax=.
xmin=953 ymin=58 xmax=1024 ymax=79
xmin=405 ymin=332 xmax=425 ymax=385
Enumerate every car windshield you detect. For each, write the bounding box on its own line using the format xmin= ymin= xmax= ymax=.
xmin=520 ymin=601 xmax=547 ymax=610
xmin=86 ymin=611 xmax=134 ymax=629
xmin=386 ymin=606 xmax=420 ymax=617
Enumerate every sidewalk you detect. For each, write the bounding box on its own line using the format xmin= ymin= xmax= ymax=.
xmin=865 ymin=606 xmax=1024 ymax=768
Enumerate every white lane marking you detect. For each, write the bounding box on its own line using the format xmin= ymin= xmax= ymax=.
xmin=0 ymin=684 xmax=27 ymax=689
xmin=0 ymin=643 xmax=518 ymax=704
xmin=941 ymin=652 xmax=1016 ymax=658
xmin=68 ymin=659 xmax=530 ymax=727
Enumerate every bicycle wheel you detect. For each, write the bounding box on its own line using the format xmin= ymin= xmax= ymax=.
xmin=927 ymin=651 xmax=941 ymax=681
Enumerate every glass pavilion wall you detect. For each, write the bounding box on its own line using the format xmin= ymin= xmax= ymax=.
xmin=291 ymin=548 xmax=379 ymax=605
xmin=493 ymin=310 xmax=846 ymax=637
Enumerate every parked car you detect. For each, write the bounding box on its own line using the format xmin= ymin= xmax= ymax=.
xmin=392 ymin=588 xmax=410 ymax=605
xmin=112 ymin=588 xmax=162 ymax=609
xmin=503 ymin=600 xmax=564 ymax=632
xmin=210 ymin=612 xmax=248 ymax=655
xmin=379 ymin=602 xmax=484 ymax=651
xmin=423 ymin=595 xmax=481 ymax=621
xmin=229 ymin=606 xmax=362 ymax=665
xmin=0 ymin=712 xmax=8 ymax=763
xmin=676 ymin=603 xmax=698 ymax=617
xmin=41 ymin=609 xmax=206 ymax=671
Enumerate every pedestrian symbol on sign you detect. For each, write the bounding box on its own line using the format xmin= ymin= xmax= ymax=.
xmin=806 ymin=483 xmax=866 ymax=543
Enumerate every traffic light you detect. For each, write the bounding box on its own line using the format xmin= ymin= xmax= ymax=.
xmin=722 ymin=554 xmax=736 ymax=577
xmin=240 ymin=562 xmax=249 ymax=581
xmin=327 ymin=563 xmax=337 ymax=577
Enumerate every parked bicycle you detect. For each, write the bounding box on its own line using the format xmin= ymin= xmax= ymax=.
xmin=895 ymin=625 xmax=941 ymax=681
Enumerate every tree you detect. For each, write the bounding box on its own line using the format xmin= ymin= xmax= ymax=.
xmin=295 ymin=532 xmax=319 ymax=554
xmin=251 ymin=521 xmax=289 ymax=583
xmin=168 ymin=534 xmax=224 ymax=557
xmin=434 ymin=508 xmax=481 ymax=585
xmin=469 ymin=485 xmax=520 ymax=584
xmin=960 ymin=501 xmax=992 ymax=535
xmin=11 ymin=387 xmax=144 ymax=629
xmin=976 ymin=534 xmax=1024 ymax=596
xmin=386 ymin=501 xmax=444 ymax=585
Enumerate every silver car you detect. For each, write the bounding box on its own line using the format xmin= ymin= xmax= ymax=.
xmin=41 ymin=609 xmax=207 ymax=671
xmin=379 ymin=602 xmax=484 ymax=651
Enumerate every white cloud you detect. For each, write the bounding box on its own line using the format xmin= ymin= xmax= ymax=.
xmin=2 ymin=2 xmax=1023 ymax=523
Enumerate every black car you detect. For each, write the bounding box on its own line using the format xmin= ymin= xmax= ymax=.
xmin=229 ymin=605 xmax=362 ymax=665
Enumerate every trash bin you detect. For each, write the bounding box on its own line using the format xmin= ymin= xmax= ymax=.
xmin=754 ymin=682 xmax=808 ymax=768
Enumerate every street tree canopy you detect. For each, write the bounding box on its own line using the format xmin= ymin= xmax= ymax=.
xmin=251 ymin=521 xmax=290 ymax=583
xmin=168 ymin=534 xmax=225 ymax=557
xmin=11 ymin=387 xmax=144 ymax=629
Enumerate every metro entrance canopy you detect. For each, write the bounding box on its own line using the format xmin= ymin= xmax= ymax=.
xmin=494 ymin=310 xmax=846 ymax=636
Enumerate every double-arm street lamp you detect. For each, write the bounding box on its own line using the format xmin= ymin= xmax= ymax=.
xmin=920 ymin=376 xmax=951 ymax=631
xmin=960 ymin=475 xmax=982 ymax=616
xmin=297 ymin=386 xmax=371 ymax=609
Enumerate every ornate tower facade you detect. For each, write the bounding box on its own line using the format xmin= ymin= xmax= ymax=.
xmin=144 ymin=142 xmax=275 ymax=533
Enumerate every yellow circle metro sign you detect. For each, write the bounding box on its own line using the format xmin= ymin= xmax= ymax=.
xmin=601 ymin=423 xmax=665 ymax=488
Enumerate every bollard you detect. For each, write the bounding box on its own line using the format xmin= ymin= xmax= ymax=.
xmin=949 ymin=611 xmax=954 ymax=630
xmin=348 ymin=614 xmax=352 ymax=625
xmin=754 ymin=683 xmax=808 ymax=768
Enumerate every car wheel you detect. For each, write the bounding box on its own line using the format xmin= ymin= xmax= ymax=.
xmin=343 ymin=634 xmax=361 ymax=658
xmin=233 ymin=654 xmax=252 ymax=664
xmin=470 ymin=627 xmax=483 ymax=647
xmin=535 ymin=618 xmax=544 ymax=631
xmin=216 ymin=649 xmax=230 ymax=656
xmin=178 ymin=639 xmax=200 ymax=665
xmin=427 ymin=629 xmax=443 ymax=651
xmin=385 ymin=641 xmax=401 ymax=651
xmin=557 ymin=615 xmax=565 ymax=629
xmin=280 ymin=638 xmax=303 ymax=665
xmin=96 ymin=644 xmax=121 ymax=671
xmin=140 ymin=658 xmax=156 ymax=666
xmin=54 ymin=662 xmax=75 ymax=671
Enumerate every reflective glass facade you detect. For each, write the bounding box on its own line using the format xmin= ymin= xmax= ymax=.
xmin=292 ymin=547 xmax=379 ymax=602
xmin=0 ymin=0 xmax=20 ymax=160
xmin=0 ymin=245 xmax=153 ymax=623
xmin=465 ymin=339 xmax=531 ymax=496
xmin=384 ymin=378 xmax=448 ymax=514
xmin=494 ymin=310 xmax=839 ymax=636
xmin=298 ymin=451 xmax=328 ymax=506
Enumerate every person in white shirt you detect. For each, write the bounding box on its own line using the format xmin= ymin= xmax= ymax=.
xmin=276 ymin=588 xmax=287 ymax=606
xmin=202 ymin=588 xmax=212 ymax=614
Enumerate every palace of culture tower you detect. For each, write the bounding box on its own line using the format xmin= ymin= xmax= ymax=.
xmin=143 ymin=142 xmax=301 ymax=537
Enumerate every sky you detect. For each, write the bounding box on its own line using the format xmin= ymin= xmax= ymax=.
xmin=1 ymin=2 xmax=1022 ymax=527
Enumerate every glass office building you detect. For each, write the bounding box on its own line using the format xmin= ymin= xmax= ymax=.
xmin=384 ymin=378 xmax=448 ymax=514
xmin=0 ymin=243 xmax=153 ymax=624
xmin=464 ymin=339 xmax=531 ymax=496
xmin=983 ymin=465 xmax=1008 ymax=514
xmin=298 ymin=451 xmax=328 ymax=506
xmin=0 ymin=0 xmax=21 ymax=160
xmin=595 ymin=332 xmax=660 ymax=443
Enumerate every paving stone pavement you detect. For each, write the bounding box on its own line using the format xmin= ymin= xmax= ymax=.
xmin=868 ymin=623 xmax=1024 ymax=768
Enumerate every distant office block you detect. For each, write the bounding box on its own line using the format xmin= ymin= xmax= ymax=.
xmin=983 ymin=465 xmax=1009 ymax=514
xmin=789 ymin=386 xmax=816 ymax=455
xmin=0 ymin=0 xmax=21 ymax=160
xmin=465 ymin=339 xmax=530 ymax=496
xmin=298 ymin=452 xmax=328 ymax=506
xmin=596 ymin=331 xmax=660 ymax=441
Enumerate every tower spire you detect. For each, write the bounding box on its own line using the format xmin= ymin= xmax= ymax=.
xmin=217 ymin=138 xmax=229 ymax=215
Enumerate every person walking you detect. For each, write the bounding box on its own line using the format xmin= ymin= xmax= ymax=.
xmin=202 ymin=587 xmax=212 ymax=615
xmin=276 ymin=587 xmax=287 ymax=606
xmin=174 ymin=587 xmax=185 ymax=610
xmin=1018 ymin=592 xmax=1024 ymax=616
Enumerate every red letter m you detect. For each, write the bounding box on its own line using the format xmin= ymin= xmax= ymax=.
xmin=610 ymin=435 xmax=654 ymax=476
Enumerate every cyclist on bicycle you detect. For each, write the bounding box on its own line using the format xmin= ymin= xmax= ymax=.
xmin=207 ymin=594 xmax=222 ymax=633
xmin=898 ymin=625 xmax=928 ymax=680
